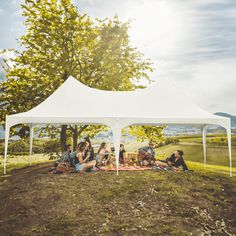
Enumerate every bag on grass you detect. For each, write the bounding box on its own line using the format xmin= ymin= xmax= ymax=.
xmin=55 ymin=162 xmax=70 ymax=173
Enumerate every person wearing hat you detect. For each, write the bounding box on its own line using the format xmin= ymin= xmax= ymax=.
xmin=138 ymin=140 xmax=156 ymax=166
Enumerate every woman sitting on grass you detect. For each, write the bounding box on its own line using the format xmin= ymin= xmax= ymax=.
xmin=155 ymin=150 xmax=188 ymax=171
xmin=75 ymin=142 xmax=96 ymax=173
xmin=96 ymin=142 xmax=110 ymax=166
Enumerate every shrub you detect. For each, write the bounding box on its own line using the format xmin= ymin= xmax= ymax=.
xmin=32 ymin=145 xmax=44 ymax=154
xmin=8 ymin=140 xmax=29 ymax=155
xmin=43 ymin=139 xmax=61 ymax=154
xmin=158 ymin=138 xmax=179 ymax=147
xmin=0 ymin=140 xmax=30 ymax=156
xmin=208 ymin=137 xmax=227 ymax=145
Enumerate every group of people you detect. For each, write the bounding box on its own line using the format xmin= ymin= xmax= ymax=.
xmin=52 ymin=138 xmax=188 ymax=174
xmin=138 ymin=140 xmax=188 ymax=171
xmin=53 ymin=137 xmax=118 ymax=173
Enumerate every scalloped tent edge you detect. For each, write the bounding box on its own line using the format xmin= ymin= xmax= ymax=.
xmin=3 ymin=76 xmax=232 ymax=176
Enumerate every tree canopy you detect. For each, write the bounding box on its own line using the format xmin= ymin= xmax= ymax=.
xmin=0 ymin=0 xmax=165 ymax=149
xmin=128 ymin=126 xmax=166 ymax=147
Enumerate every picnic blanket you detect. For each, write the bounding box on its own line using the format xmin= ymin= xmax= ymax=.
xmin=98 ymin=166 xmax=152 ymax=171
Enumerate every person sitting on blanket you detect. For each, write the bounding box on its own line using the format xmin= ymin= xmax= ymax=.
xmin=96 ymin=142 xmax=110 ymax=166
xmin=84 ymin=137 xmax=95 ymax=162
xmin=75 ymin=142 xmax=96 ymax=173
xmin=50 ymin=144 xmax=71 ymax=174
xmin=138 ymin=140 xmax=156 ymax=166
xmin=54 ymin=144 xmax=71 ymax=167
xmin=119 ymin=144 xmax=126 ymax=164
xmin=155 ymin=150 xmax=188 ymax=171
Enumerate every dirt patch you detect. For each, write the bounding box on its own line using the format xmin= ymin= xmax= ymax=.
xmin=0 ymin=163 xmax=236 ymax=235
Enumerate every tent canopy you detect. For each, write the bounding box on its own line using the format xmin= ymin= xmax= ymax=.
xmin=6 ymin=76 xmax=229 ymax=127
xmin=4 ymin=76 xmax=232 ymax=176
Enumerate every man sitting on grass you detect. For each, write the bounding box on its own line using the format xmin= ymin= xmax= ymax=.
xmin=155 ymin=150 xmax=188 ymax=171
xmin=138 ymin=140 xmax=156 ymax=166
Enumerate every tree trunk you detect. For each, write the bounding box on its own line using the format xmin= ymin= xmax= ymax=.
xmin=60 ymin=125 xmax=67 ymax=152
xmin=71 ymin=125 xmax=89 ymax=151
xmin=73 ymin=125 xmax=78 ymax=151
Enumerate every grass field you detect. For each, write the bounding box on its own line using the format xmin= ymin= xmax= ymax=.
xmin=0 ymin=135 xmax=236 ymax=235
xmin=0 ymin=162 xmax=236 ymax=235
xmin=0 ymin=154 xmax=53 ymax=175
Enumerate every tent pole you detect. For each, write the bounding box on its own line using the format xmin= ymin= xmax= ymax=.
xmin=4 ymin=124 xmax=10 ymax=175
xmin=202 ymin=125 xmax=207 ymax=168
xmin=112 ymin=123 xmax=122 ymax=176
xmin=29 ymin=125 xmax=34 ymax=166
xmin=226 ymin=127 xmax=232 ymax=177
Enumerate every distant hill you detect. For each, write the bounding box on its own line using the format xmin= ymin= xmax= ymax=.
xmin=214 ymin=112 xmax=236 ymax=128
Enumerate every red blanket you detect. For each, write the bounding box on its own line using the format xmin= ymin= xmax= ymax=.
xmin=98 ymin=166 xmax=152 ymax=171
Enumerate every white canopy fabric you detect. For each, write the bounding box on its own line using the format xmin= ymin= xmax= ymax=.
xmin=4 ymin=76 xmax=232 ymax=175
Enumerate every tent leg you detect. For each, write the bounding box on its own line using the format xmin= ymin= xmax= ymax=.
xmin=4 ymin=124 xmax=10 ymax=175
xmin=29 ymin=125 xmax=34 ymax=166
xmin=202 ymin=125 xmax=207 ymax=168
xmin=226 ymin=127 xmax=232 ymax=177
xmin=112 ymin=124 xmax=122 ymax=176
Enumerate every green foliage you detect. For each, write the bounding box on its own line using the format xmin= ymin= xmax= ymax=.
xmin=158 ymin=137 xmax=179 ymax=147
xmin=43 ymin=139 xmax=61 ymax=154
xmin=80 ymin=125 xmax=109 ymax=138
xmin=37 ymin=125 xmax=60 ymax=139
xmin=128 ymin=125 xmax=166 ymax=147
xmin=38 ymin=124 xmax=109 ymax=142
xmin=0 ymin=0 xmax=153 ymax=138
xmin=208 ymin=137 xmax=227 ymax=145
xmin=8 ymin=139 xmax=29 ymax=155
xmin=0 ymin=139 xmax=45 ymax=155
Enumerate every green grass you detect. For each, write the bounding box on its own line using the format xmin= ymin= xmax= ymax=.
xmin=1 ymin=163 xmax=236 ymax=235
xmin=125 ymin=134 xmax=236 ymax=169
xmin=186 ymin=161 xmax=236 ymax=176
xmin=0 ymin=154 xmax=53 ymax=175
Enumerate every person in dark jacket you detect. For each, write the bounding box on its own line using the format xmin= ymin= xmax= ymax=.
xmin=119 ymin=144 xmax=126 ymax=164
xmin=156 ymin=150 xmax=188 ymax=171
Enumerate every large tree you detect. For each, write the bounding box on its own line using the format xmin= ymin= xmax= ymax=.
xmin=0 ymin=0 xmax=155 ymax=150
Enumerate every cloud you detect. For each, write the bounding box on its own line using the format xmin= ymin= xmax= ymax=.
xmin=161 ymin=58 xmax=236 ymax=115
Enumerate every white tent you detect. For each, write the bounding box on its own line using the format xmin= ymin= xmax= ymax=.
xmin=4 ymin=76 xmax=232 ymax=176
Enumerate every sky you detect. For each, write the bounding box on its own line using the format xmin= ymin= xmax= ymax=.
xmin=0 ymin=0 xmax=236 ymax=115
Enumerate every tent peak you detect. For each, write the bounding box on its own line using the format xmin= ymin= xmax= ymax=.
xmin=65 ymin=75 xmax=161 ymax=93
